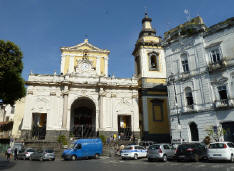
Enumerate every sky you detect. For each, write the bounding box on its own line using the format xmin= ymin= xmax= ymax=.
xmin=0 ymin=0 xmax=234 ymax=79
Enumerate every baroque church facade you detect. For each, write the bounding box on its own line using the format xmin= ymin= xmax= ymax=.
xmin=21 ymin=39 xmax=140 ymax=141
xmin=20 ymin=14 xmax=170 ymax=142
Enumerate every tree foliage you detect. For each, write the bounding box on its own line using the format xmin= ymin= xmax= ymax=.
xmin=0 ymin=40 xmax=25 ymax=105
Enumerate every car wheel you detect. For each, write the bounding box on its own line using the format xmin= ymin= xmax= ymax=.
xmin=134 ymin=154 xmax=138 ymax=160
xmin=71 ymin=155 xmax=77 ymax=161
xmin=29 ymin=157 xmax=32 ymax=161
xmin=95 ymin=153 xmax=100 ymax=159
xmin=194 ymin=154 xmax=199 ymax=162
xmin=162 ymin=155 xmax=167 ymax=162
xmin=51 ymin=158 xmax=55 ymax=161
xmin=230 ymin=154 xmax=234 ymax=163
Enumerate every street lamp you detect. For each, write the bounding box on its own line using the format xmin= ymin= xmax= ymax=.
xmin=168 ymin=73 xmax=182 ymax=144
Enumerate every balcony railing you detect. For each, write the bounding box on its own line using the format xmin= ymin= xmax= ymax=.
xmin=214 ymin=98 xmax=234 ymax=109
xmin=207 ymin=56 xmax=234 ymax=73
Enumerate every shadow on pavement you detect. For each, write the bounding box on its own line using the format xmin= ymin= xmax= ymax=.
xmin=0 ymin=160 xmax=16 ymax=170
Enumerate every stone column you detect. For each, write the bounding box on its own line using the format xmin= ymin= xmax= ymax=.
xmin=62 ymin=93 xmax=68 ymax=129
xmin=99 ymin=89 xmax=106 ymax=130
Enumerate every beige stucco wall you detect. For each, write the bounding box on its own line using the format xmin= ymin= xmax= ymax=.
xmin=12 ymin=98 xmax=25 ymax=139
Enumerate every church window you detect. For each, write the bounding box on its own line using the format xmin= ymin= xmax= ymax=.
xmin=185 ymin=87 xmax=194 ymax=109
xmin=151 ymin=99 xmax=164 ymax=121
xmin=181 ymin=53 xmax=189 ymax=73
xmin=148 ymin=52 xmax=159 ymax=71
xmin=218 ymin=85 xmax=228 ymax=105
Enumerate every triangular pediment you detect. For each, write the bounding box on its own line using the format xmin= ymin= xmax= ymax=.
xmin=61 ymin=39 xmax=109 ymax=53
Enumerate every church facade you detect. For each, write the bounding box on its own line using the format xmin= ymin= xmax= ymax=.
xmin=21 ymin=39 xmax=140 ymax=141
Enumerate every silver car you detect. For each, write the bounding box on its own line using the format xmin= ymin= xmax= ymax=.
xmin=147 ymin=144 xmax=175 ymax=162
xmin=208 ymin=142 xmax=234 ymax=162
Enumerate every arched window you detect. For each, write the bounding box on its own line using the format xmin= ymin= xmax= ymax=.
xmin=181 ymin=53 xmax=189 ymax=73
xmin=185 ymin=87 xmax=194 ymax=109
xmin=189 ymin=122 xmax=199 ymax=141
xmin=148 ymin=52 xmax=158 ymax=70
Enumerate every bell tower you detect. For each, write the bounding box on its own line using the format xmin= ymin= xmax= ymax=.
xmin=132 ymin=13 xmax=166 ymax=84
xmin=133 ymin=13 xmax=170 ymax=142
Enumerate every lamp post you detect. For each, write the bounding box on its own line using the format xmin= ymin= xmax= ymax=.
xmin=168 ymin=73 xmax=182 ymax=144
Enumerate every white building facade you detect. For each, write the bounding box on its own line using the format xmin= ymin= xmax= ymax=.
xmin=21 ymin=40 xmax=140 ymax=141
xmin=163 ymin=17 xmax=234 ymax=143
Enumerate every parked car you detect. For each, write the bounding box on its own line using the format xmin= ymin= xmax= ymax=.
xmin=17 ymin=149 xmax=27 ymax=160
xmin=43 ymin=150 xmax=55 ymax=161
xmin=175 ymin=143 xmax=207 ymax=162
xmin=24 ymin=148 xmax=36 ymax=159
xmin=62 ymin=138 xmax=103 ymax=161
xmin=207 ymin=142 xmax=234 ymax=162
xmin=30 ymin=149 xmax=55 ymax=161
xmin=30 ymin=149 xmax=44 ymax=161
xmin=120 ymin=145 xmax=147 ymax=160
xmin=147 ymin=144 xmax=175 ymax=162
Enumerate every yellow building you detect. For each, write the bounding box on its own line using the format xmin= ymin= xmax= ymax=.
xmin=132 ymin=13 xmax=170 ymax=142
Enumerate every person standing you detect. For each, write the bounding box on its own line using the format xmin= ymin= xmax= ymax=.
xmin=14 ymin=148 xmax=18 ymax=160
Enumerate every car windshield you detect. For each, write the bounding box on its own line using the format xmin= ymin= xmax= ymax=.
xmin=27 ymin=149 xmax=35 ymax=152
xmin=178 ymin=144 xmax=199 ymax=150
xmin=19 ymin=149 xmax=25 ymax=153
xmin=149 ymin=145 xmax=160 ymax=150
xmin=124 ymin=146 xmax=133 ymax=150
xmin=45 ymin=150 xmax=54 ymax=153
xmin=37 ymin=150 xmax=43 ymax=153
xmin=209 ymin=143 xmax=226 ymax=149
xmin=69 ymin=143 xmax=75 ymax=149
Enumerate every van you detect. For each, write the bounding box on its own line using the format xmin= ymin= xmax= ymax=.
xmin=62 ymin=138 xmax=103 ymax=160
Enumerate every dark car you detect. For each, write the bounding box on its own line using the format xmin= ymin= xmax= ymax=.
xmin=175 ymin=143 xmax=207 ymax=162
xmin=30 ymin=149 xmax=55 ymax=161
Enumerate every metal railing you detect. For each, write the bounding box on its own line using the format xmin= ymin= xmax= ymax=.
xmin=70 ymin=125 xmax=97 ymax=138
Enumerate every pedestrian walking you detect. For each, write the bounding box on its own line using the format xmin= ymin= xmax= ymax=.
xmin=6 ymin=147 xmax=11 ymax=160
xmin=14 ymin=148 xmax=18 ymax=160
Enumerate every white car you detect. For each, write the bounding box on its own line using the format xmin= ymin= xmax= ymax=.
xmin=120 ymin=145 xmax=147 ymax=160
xmin=208 ymin=142 xmax=234 ymax=162
xmin=25 ymin=148 xmax=36 ymax=159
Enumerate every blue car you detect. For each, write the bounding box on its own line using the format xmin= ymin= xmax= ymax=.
xmin=62 ymin=138 xmax=103 ymax=160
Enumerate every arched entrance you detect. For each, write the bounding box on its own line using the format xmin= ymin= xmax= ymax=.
xmin=70 ymin=97 xmax=96 ymax=138
xmin=189 ymin=122 xmax=199 ymax=141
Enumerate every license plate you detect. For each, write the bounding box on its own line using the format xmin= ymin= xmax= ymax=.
xmin=179 ymin=155 xmax=185 ymax=158
xmin=124 ymin=154 xmax=128 ymax=156
xmin=213 ymin=154 xmax=221 ymax=156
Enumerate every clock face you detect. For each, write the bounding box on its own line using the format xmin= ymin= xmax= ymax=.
xmin=81 ymin=62 xmax=91 ymax=71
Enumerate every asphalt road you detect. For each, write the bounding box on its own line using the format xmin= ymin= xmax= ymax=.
xmin=2 ymin=157 xmax=234 ymax=171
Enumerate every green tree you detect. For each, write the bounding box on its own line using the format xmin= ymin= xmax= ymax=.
xmin=0 ymin=40 xmax=25 ymax=105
